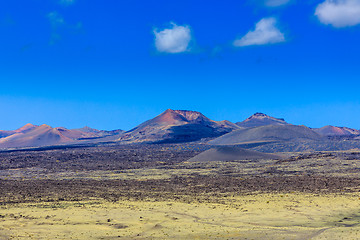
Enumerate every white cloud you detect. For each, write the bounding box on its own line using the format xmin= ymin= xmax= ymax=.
xmin=315 ymin=0 xmax=360 ymax=27
xmin=153 ymin=23 xmax=192 ymax=53
xmin=59 ymin=0 xmax=75 ymax=6
xmin=47 ymin=12 xmax=64 ymax=26
xmin=234 ymin=18 xmax=285 ymax=47
xmin=47 ymin=12 xmax=65 ymax=45
xmin=265 ymin=0 xmax=290 ymax=7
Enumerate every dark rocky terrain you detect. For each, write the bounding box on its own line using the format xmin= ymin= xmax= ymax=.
xmin=1 ymin=143 xmax=360 ymax=204
xmin=0 ymin=143 xmax=209 ymax=171
xmin=1 ymin=141 xmax=360 ymax=240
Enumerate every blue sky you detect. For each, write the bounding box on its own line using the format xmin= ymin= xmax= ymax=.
xmin=1 ymin=0 xmax=360 ymax=130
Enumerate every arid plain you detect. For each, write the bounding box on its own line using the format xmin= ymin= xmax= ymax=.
xmin=1 ymin=144 xmax=360 ymax=239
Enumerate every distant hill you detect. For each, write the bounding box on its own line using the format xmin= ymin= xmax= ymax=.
xmin=313 ymin=125 xmax=360 ymax=136
xmin=75 ymin=126 xmax=124 ymax=138
xmin=0 ymin=124 xmax=124 ymax=149
xmin=209 ymin=124 xmax=323 ymax=146
xmin=14 ymin=123 xmax=38 ymax=133
xmin=55 ymin=127 xmax=101 ymax=139
xmin=0 ymin=131 xmax=13 ymax=138
xmin=0 ymin=124 xmax=74 ymax=148
xmin=0 ymin=123 xmax=38 ymax=138
xmin=1 ymin=109 xmax=360 ymax=150
xmin=236 ymin=113 xmax=288 ymax=128
xmin=119 ymin=109 xmax=240 ymax=143
xmin=188 ymin=146 xmax=284 ymax=162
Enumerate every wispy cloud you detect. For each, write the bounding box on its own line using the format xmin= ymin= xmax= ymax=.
xmin=47 ymin=12 xmax=65 ymax=26
xmin=46 ymin=11 xmax=82 ymax=44
xmin=153 ymin=23 xmax=192 ymax=53
xmin=315 ymin=0 xmax=360 ymax=28
xmin=47 ymin=12 xmax=65 ymax=44
xmin=264 ymin=0 xmax=290 ymax=7
xmin=59 ymin=0 xmax=76 ymax=6
xmin=233 ymin=18 xmax=285 ymax=47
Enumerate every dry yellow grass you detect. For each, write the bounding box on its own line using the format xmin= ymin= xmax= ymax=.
xmin=1 ymin=192 xmax=360 ymax=239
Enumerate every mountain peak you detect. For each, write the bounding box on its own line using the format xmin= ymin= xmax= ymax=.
xmin=154 ymin=109 xmax=208 ymax=125
xmin=121 ymin=109 xmax=238 ymax=143
xmin=15 ymin=123 xmax=38 ymax=133
xmin=248 ymin=112 xmax=285 ymax=121
xmin=39 ymin=124 xmax=52 ymax=129
xmin=314 ymin=125 xmax=360 ymax=136
xmin=76 ymin=126 xmax=103 ymax=134
xmin=236 ymin=113 xmax=287 ymax=128
xmin=253 ymin=112 xmax=268 ymax=117
xmin=173 ymin=110 xmax=206 ymax=122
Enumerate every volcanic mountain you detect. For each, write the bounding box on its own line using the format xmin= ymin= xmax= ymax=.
xmin=75 ymin=126 xmax=124 ymax=138
xmin=54 ymin=127 xmax=101 ymax=139
xmin=209 ymin=124 xmax=323 ymax=146
xmin=313 ymin=126 xmax=360 ymax=136
xmin=119 ymin=109 xmax=240 ymax=143
xmin=236 ymin=113 xmax=288 ymax=128
xmin=0 ymin=124 xmax=75 ymax=148
xmin=0 ymin=123 xmax=38 ymax=138
xmin=0 ymin=124 xmax=122 ymax=149
xmin=188 ymin=146 xmax=284 ymax=162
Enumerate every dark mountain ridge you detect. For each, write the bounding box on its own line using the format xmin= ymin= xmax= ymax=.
xmin=209 ymin=124 xmax=324 ymax=146
xmin=119 ymin=109 xmax=240 ymax=143
xmin=236 ymin=112 xmax=288 ymax=128
xmin=0 ymin=110 xmax=359 ymax=149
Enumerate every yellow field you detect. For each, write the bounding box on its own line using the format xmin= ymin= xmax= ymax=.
xmin=1 ymin=193 xmax=360 ymax=240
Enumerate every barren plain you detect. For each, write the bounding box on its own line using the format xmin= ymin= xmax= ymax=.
xmin=0 ymin=144 xmax=360 ymax=239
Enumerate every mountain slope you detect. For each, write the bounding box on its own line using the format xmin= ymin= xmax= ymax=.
xmin=313 ymin=125 xmax=360 ymax=136
xmin=0 ymin=123 xmax=38 ymax=138
xmin=236 ymin=113 xmax=288 ymax=128
xmin=0 ymin=124 xmax=125 ymax=149
xmin=0 ymin=124 xmax=74 ymax=148
xmin=75 ymin=126 xmax=124 ymax=138
xmin=55 ymin=127 xmax=100 ymax=139
xmin=14 ymin=123 xmax=38 ymax=133
xmin=188 ymin=146 xmax=284 ymax=162
xmin=119 ymin=109 xmax=240 ymax=143
xmin=0 ymin=130 xmax=14 ymax=138
xmin=209 ymin=124 xmax=323 ymax=146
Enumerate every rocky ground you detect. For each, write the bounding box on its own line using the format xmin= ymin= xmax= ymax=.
xmin=1 ymin=144 xmax=360 ymax=239
xmin=0 ymin=144 xmax=360 ymax=204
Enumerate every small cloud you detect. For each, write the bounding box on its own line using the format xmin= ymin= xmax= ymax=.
xmin=59 ymin=0 xmax=76 ymax=6
xmin=70 ymin=22 xmax=83 ymax=34
xmin=234 ymin=18 xmax=285 ymax=47
xmin=315 ymin=0 xmax=360 ymax=28
xmin=49 ymin=33 xmax=61 ymax=45
xmin=153 ymin=23 xmax=192 ymax=53
xmin=250 ymin=0 xmax=291 ymax=7
xmin=47 ymin=12 xmax=65 ymax=44
xmin=74 ymin=22 xmax=82 ymax=29
xmin=47 ymin=12 xmax=65 ymax=26
xmin=264 ymin=0 xmax=290 ymax=7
